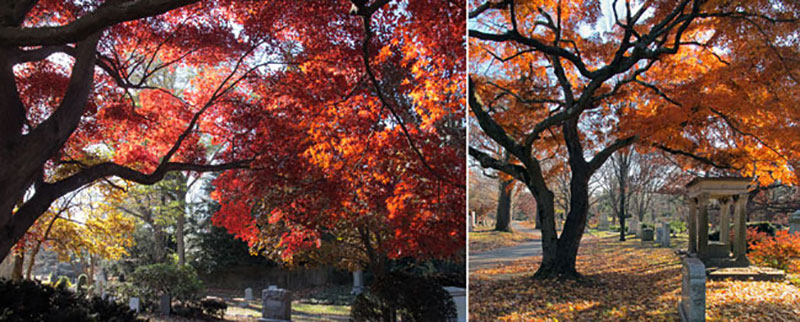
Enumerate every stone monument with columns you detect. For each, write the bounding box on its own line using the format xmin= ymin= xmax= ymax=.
xmin=686 ymin=177 xmax=751 ymax=267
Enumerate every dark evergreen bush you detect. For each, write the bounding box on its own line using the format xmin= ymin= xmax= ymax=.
xmin=350 ymin=271 xmax=456 ymax=322
xmin=0 ymin=279 xmax=141 ymax=322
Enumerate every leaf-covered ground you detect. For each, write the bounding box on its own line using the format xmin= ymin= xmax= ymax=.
xmin=469 ymin=227 xmax=537 ymax=254
xmin=470 ymin=234 xmax=800 ymax=321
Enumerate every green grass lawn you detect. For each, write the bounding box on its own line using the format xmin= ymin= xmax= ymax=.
xmin=224 ymin=299 xmax=350 ymax=321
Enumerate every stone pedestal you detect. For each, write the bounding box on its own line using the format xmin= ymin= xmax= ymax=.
xmin=260 ymin=288 xmax=291 ymax=321
xmin=679 ymin=257 xmax=706 ymax=322
xmin=789 ymin=210 xmax=800 ymax=234
xmin=159 ymin=294 xmax=171 ymax=315
xmin=444 ymin=287 xmax=466 ymax=322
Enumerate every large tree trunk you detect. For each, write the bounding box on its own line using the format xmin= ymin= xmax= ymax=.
xmin=533 ymin=169 xmax=590 ymax=279
xmin=494 ymin=177 xmax=513 ymax=232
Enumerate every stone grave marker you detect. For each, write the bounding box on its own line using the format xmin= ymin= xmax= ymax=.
xmin=661 ymin=222 xmax=671 ymax=247
xmin=598 ymin=211 xmax=609 ymax=230
xmin=159 ymin=294 xmax=171 ymax=315
xmin=444 ymin=286 xmax=466 ymax=322
xmin=642 ymin=227 xmax=654 ymax=242
xmin=790 ymin=210 xmax=800 ymax=234
xmin=351 ymin=270 xmax=364 ymax=295
xmin=679 ymin=257 xmax=706 ymax=322
xmin=259 ymin=288 xmax=291 ymax=321
xmin=245 ymin=287 xmax=254 ymax=301
xmin=129 ymin=297 xmax=141 ymax=313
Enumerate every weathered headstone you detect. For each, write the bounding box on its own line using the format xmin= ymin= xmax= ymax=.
xmin=660 ymin=221 xmax=671 ymax=247
xmin=469 ymin=211 xmax=476 ymax=232
xmin=259 ymin=288 xmax=291 ymax=321
xmin=129 ymin=297 xmax=141 ymax=313
xmin=598 ymin=212 xmax=609 ymax=230
xmin=444 ymin=287 xmax=466 ymax=322
xmin=159 ymin=294 xmax=171 ymax=315
xmin=789 ymin=210 xmax=800 ymax=234
xmin=641 ymin=228 xmax=654 ymax=242
xmin=628 ymin=216 xmax=639 ymax=236
xmin=351 ymin=270 xmax=364 ymax=295
xmin=679 ymin=257 xmax=706 ymax=322
xmin=656 ymin=224 xmax=663 ymax=243
xmin=245 ymin=287 xmax=255 ymax=301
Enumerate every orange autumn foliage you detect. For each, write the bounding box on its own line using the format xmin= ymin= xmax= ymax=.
xmin=748 ymin=229 xmax=800 ymax=274
xmin=1 ymin=1 xmax=464 ymax=264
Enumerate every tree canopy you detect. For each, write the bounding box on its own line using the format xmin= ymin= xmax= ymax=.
xmin=468 ymin=0 xmax=800 ymax=278
xmin=1 ymin=0 xmax=465 ymax=266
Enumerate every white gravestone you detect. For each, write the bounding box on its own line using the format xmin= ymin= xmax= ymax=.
xmin=245 ymin=287 xmax=255 ymax=301
xmin=444 ymin=287 xmax=466 ymax=322
xmin=259 ymin=288 xmax=291 ymax=321
xmin=679 ymin=257 xmax=706 ymax=322
xmin=129 ymin=297 xmax=141 ymax=313
xmin=351 ymin=270 xmax=364 ymax=295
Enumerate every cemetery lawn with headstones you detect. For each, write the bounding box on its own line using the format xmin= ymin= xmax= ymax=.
xmin=469 ymin=230 xmax=800 ymax=321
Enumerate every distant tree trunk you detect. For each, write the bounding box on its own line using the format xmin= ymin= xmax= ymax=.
xmin=613 ymin=150 xmax=631 ymax=242
xmin=11 ymin=251 xmax=23 ymax=281
xmin=495 ymin=177 xmax=513 ymax=232
xmin=154 ymin=227 xmax=167 ymax=263
xmin=177 ymin=212 xmax=185 ymax=265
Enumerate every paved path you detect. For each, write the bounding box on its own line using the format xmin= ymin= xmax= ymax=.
xmin=469 ymin=221 xmax=542 ymax=271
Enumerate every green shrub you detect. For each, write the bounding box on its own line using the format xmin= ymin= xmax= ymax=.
xmin=129 ymin=263 xmax=204 ymax=304
xmin=0 ymin=279 xmax=141 ymax=322
xmin=669 ymin=220 xmax=686 ymax=235
xmin=351 ymin=271 xmax=456 ymax=322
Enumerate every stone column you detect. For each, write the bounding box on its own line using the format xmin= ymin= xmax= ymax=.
xmin=733 ymin=194 xmax=749 ymax=263
xmin=719 ymin=198 xmax=731 ymax=245
xmin=697 ymin=194 xmax=710 ymax=258
xmin=688 ymin=198 xmax=698 ymax=254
